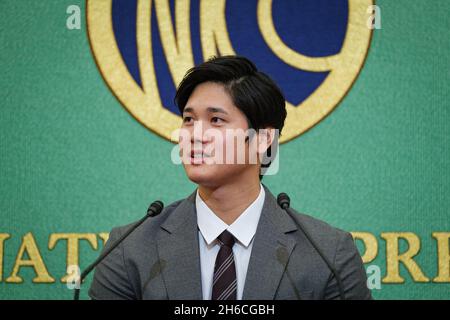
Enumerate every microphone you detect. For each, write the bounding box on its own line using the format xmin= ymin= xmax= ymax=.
xmin=276 ymin=247 xmax=302 ymax=300
xmin=277 ymin=193 xmax=346 ymax=300
xmin=73 ymin=200 xmax=164 ymax=300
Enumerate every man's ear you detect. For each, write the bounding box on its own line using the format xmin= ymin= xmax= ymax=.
xmin=256 ymin=127 xmax=276 ymax=154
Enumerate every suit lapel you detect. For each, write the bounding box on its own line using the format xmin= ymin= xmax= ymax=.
xmin=242 ymin=185 xmax=298 ymax=300
xmin=156 ymin=191 xmax=203 ymax=299
xmin=156 ymin=185 xmax=298 ymax=300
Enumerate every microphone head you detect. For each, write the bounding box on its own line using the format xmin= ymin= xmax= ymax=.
xmin=147 ymin=200 xmax=164 ymax=217
xmin=277 ymin=193 xmax=290 ymax=209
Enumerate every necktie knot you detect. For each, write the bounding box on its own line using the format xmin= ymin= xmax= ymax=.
xmin=217 ymin=230 xmax=235 ymax=248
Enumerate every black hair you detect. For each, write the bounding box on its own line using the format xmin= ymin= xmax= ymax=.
xmin=175 ymin=55 xmax=287 ymax=179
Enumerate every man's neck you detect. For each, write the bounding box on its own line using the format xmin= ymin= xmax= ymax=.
xmin=198 ymin=177 xmax=261 ymax=225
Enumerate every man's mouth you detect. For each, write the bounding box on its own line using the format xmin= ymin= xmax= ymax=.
xmin=190 ymin=150 xmax=212 ymax=164
xmin=191 ymin=151 xmax=211 ymax=158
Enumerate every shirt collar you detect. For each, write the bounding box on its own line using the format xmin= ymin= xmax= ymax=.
xmin=196 ymin=184 xmax=265 ymax=248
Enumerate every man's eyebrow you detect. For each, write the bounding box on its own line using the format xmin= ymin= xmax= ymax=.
xmin=206 ymin=106 xmax=228 ymax=115
xmin=183 ymin=106 xmax=229 ymax=115
xmin=183 ymin=107 xmax=194 ymax=114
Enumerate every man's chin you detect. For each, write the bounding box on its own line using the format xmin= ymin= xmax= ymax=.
xmin=185 ymin=167 xmax=224 ymax=187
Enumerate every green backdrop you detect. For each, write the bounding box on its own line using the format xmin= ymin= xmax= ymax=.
xmin=0 ymin=0 xmax=449 ymax=299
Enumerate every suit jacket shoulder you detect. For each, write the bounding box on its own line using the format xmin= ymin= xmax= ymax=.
xmin=88 ymin=198 xmax=187 ymax=300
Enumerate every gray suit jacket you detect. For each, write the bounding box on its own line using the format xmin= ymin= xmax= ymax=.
xmin=89 ymin=185 xmax=372 ymax=300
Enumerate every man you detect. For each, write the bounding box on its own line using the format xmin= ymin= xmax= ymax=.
xmin=89 ymin=56 xmax=372 ymax=300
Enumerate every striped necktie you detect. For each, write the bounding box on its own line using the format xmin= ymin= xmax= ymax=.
xmin=211 ymin=230 xmax=237 ymax=300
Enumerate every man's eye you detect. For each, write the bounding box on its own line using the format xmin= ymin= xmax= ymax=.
xmin=211 ymin=117 xmax=224 ymax=124
xmin=183 ymin=116 xmax=193 ymax=123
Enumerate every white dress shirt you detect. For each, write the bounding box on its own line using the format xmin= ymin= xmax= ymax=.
xmin=196 ymin=185 xmax=265 ymax=300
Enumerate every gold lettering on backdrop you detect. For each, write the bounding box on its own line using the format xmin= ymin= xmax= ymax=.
xmin=5 ymin=233 xmax=55 ymax=283
xmin=98 ymin=233 xmax=110 ymax=246
xmin=351 ymin=232 xmax=378 ymax=263
xmin=154 ymin=0 xmax=194 ymax=86
xmin=48 ymin=233 xmax=98 ymax=283
xmin=200 ymin=0 xmax=236 ymax=59
xmin=2 ymin=231 xmax=449 ymax=285
xmin=432 ymin=232 xmax=450 ymax=282
xmin=381 ymin=232 xmax=430 ymax=283
xmin=0 ymin=234 xmax=11 ymax=281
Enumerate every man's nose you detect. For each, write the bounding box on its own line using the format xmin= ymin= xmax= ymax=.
xmin=191 ymin=121 xmax=210 ymax=144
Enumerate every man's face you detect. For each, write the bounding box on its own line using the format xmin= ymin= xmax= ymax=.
xmin=178 ymin=81 xmax=259 ymax=187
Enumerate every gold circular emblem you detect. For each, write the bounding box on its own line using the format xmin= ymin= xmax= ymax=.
xmin=87 ymin=0 xmax=373 ymax=143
